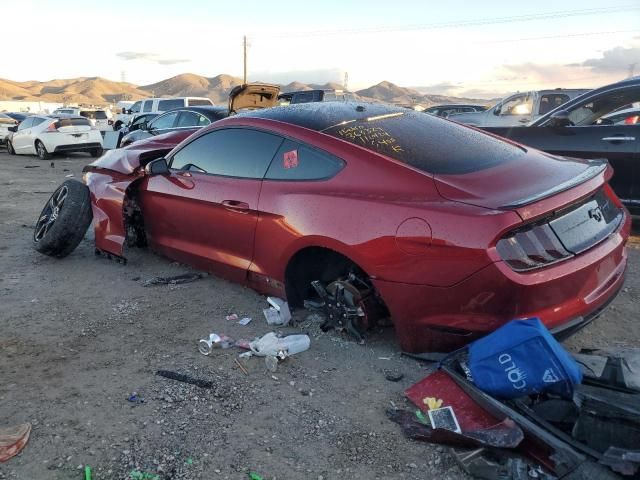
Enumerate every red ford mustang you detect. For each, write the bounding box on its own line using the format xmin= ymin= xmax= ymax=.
xmin=33 ymin=102 xmax=630 ymax=352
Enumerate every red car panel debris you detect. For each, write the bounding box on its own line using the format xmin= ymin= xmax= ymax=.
xmin=77 ymin=102 xmax=629 ymax=352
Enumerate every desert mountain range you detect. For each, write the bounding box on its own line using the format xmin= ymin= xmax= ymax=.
xmin=0 ymin=73 xmax=489 ymax=107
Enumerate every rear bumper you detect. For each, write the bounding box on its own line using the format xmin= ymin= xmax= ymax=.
xmin=53 ymin=142 xmax=102 ymax=153
xmin=374 ymin=212 xmax=631 ymax=353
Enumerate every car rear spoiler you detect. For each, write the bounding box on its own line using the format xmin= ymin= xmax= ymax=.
xmin=498 ymin=160 xmax=608 ymax=209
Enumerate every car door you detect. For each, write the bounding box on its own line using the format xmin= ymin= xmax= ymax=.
xmin=138 ymin=127 xmax=284 ymax=282
xmin=485 ymin=86 xmax=640 ymax=206
xmin=11 ymin=116 xmax=35 ymax=153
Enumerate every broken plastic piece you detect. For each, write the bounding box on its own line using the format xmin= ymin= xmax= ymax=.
xmin=264 ymin=297 xmax=291 ymax=325
xmin=198 ymin=333 xmax=233 ymax=355
xmin=428 ymin=406 xmax=462 ymax=433
xmin=0 ymin=423 xmax=31 ymax=462
xmin=600 ymin=447 xmax=640 ymax=476
xmin=238 ymin=317 xmax=252 ymax=326
xmin=451 ymin=447 xmax=555 ymax=480
xmin=226 ymin=313 xmax=239 ymax=321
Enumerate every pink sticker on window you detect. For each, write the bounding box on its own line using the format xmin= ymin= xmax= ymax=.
xmin=283 ymin=149 xmax=299 ymax=169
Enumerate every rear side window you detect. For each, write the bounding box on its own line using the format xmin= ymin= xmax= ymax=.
xmin=142 ymin=100 xmax=153 ymax=112
xmin=265 ymin=139 xmax=344 ymax=180
xmin=539 ymin=94 xmax=570 ymax=115
xmin=322 ymin=111 xmax=525 ymax=175
xmin=170 ymin=128 xmax=283 ymax=179
xmin=158 ymin=99 xmax=184 ymax=111
xmin=187 ymin=98 xmax=213 ymax=106
xmin=32 ymin=117 xmax=46 ymax=126
xmin=54 ymin=118 xmax=91 ymax=128
xmin=176 ymin=111 xmax=210 ymax=128
xmin=18 ymin=117 xmax=34 ymax=130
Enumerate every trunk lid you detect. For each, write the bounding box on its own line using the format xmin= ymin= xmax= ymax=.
xmin=54 ymin=118 xmax=92 ymax=134
xmin=228 ymin=83 xmax=279 ymax=113
xmin=434 ymin=149 xmax=609 ymax=220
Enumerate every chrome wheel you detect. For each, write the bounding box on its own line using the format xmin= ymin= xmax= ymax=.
xmin=36 ymin=141 xmax=47 ymax=159
xmin=34 ymin=186 xmax=68 ymax=242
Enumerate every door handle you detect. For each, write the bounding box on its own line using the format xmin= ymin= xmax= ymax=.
xmin=601 ymin=136 xmax=635 ymax=142
xmin=222 ymin=200 xmax=250 ymax=211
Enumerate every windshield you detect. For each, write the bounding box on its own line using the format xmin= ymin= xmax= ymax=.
xmin=322 ymin=110 xmax=525 ymax=175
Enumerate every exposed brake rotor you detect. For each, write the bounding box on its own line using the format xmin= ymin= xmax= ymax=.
xmin=310 ymin=273 xmax=384 ymax=344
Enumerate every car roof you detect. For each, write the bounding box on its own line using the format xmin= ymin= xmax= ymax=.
xmin=237 ymin=101 xmax=409 ymax=131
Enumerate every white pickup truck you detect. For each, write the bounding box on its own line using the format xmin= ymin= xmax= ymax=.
xmin=113 ymin=97 xmax=214 ymax=130
xmin=448 ymin=89 xmax=589 ymax=127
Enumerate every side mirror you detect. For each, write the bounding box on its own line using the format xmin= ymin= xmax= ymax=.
xmin=122 ymin=107 xmax=126 ymax=114
xmin=548 ymin=110 xmax=571 ymax=127
xmin=8 ymin=125 xmax=17 ymax=132
xmin=126 ymin=109 xmax=132 ymax=114
xmin=493 ymin=105 xmax=501 ymax=116
xmin=145 ymin=157 xmax=169 ymax=175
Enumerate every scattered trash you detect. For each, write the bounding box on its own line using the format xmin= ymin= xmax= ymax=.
xmin=600 ymin=447 xmax=640 ymax=476
xmin=24 ymin=165 xmax=40 ymax=169
xmin=263 ymin=297 xmax=291 ymax=326
xmin=226 ymin=313 xmax=239 ymax=321
xmin=423 ymin=397 xmax=443 ymax=410
xmin=248 ymin=332 xmax=310 ymax=357
xmin=384 ymin=370 xmax=404 ymax=382
xmin=84 ymin=465 xmax=92 ymax=480
xmin=428 ymin=406 xmax=462 ymax=433
xmin=129 ymin=470 xmax=159 ymax=480
xmin=185 ymin=457 xmax=193 ymax=465
xmin=156 ymin=370 xmax=213 ymax=389
xmin=468 ymin=318 xmax=582 ymax=399
xmin=451 ymin=447 xmax=554 ymax=480
xmin=127 ymin=393 xmax=144 ymax=404
xmin=265 ymin=355 xmax=279 ymax=373
xmin=248 ymin=473 xmax=264 ymax=480
xmin=143 ymin=273 xmax=204 ymax=286
xmin=238 ymin=317 xmax=252 ymax=326
xmin=573 ymin=347 xmax=640 ymax=392
xmin=198 ymin=333 xmax=233 ymax=355
xmin=234 ymin=358 xmax=249 ymax=375
xmin=65 ymin=174 xmax=74 ymax=178
xmin=0 ymin=423 xmax=31 ymax=462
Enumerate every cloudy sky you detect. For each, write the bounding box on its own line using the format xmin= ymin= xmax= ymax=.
xmin=2 ymin=0 xmax=639 ymax=98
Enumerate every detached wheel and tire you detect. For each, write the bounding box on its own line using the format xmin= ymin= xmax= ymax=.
xmin=6 ymin=140 xmax=15 ymax=155
xmin=35 ymin=140 xmax=51 ymax=160
xmin=33 ymin=179 xmax=93 ymax=258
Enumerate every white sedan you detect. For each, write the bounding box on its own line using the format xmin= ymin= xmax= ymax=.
xmin=7 ymin=115 xmax=103 ymax=159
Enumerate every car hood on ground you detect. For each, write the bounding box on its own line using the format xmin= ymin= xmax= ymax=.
xmin=228 ymin=83 xmax=280 ymax=113
xmin=433 ymin=149 xmax=607 ymax=213
xmin=89 ymin=129 xmax=197 ymax=174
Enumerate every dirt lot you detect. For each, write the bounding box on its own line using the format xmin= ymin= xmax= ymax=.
xmin=0 ymin=151 xmax=638 ymax=480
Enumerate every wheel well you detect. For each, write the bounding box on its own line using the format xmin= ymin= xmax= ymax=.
xmin=284 ymin=247 xmax=365 ymax=307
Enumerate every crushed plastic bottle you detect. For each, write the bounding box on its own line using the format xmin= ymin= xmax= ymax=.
xmin=198 ymin=333 xmax=234 ymax=355
xmin=248 ymin=332 xmax=310 ymax=357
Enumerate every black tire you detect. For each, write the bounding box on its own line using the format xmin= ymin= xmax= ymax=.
xmin=35 ymin=140 xmax=51 ymax=160
xmin=90 ymin=147 xmax=103 ymax=158
xmin=33 ymin=179 xmax=93 ymax=258
xmin=6 ymin=140 xmax=15 ymax=155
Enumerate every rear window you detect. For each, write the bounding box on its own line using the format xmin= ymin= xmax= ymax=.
xmin=322 ymin=111 xmax=525 ymax=175
xmin=54 ymin=118 xmax=91 ymax=128
xmin=187 ymin=98 xmax=213 ymax=106
xmin=80 ymin=111 xmax=108 ymax=119
xmin=158 ymin=99 xmax=184 ymax=111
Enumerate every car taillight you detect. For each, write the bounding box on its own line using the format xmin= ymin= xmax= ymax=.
xmin=624 ymin=115 xmax=639 ymax=125
xmin=45 ymin=123 xmax=58 ymax=132
xmin=496 ymin=223 xmax=571 ymax=271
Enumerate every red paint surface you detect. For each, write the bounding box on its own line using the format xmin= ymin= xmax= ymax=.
xmin=82 ymin=115 xmax=630 ymax=352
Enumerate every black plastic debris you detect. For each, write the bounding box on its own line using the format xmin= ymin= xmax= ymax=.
xmin=386 ymin=408 xmax=523 ymax=449
xmin=451 ymin=447 xmax=555 ymax=480
xmin=573 ymin=348 xmax=640 ymax=393
xmin=156 ymin=370 xmax=213 ymax=389
xmin=143 ymin=273 xmax=204 ymax=286
xmin=600 ymin=447 xmax=640 ymax=476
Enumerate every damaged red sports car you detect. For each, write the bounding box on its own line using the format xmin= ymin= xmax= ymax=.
xmin=33 ymin=102 xmax=630 ymax=352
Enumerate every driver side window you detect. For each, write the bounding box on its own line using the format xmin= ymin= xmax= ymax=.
xmin=498 ymin=95 xmax=532 ymax=116
xmin=130 ymin=101 xmax=142 ymax=114
xmin=169 ymin=128 xmax=283 ymax=179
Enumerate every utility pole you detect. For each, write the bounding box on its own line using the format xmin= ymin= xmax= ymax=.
xmin=243 ymin=35 xmax=248 ymax=84
xmin=343 ymin=72 xmax=349 ymax=91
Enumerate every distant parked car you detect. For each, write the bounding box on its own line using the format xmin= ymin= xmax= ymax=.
xmin=6 ymin=114 xmax=103 ymax=159
xmin=113 ymin=96 xmax=215 ymax=130
xmin=278 ymin=89 xmax=356 ymax=105
xmin=53 ymin=107 xmax=81 ymax=116
xmin=79 ymin=109 xmax=113 ymax=132
xmin=120 ymin=84 xmax=280 ymax=147
xmin=482 ymin=78 xmax=640 ymax=214
xmin=424 ymin=104 xmax=487 ymax=118
xmin=120 ymin=106 xmax=228 ymax=147
xmin=1 ymin=113 xmax=19 ymax=146
xmin=449 ymin=89 xmax=589 ymax=127
xmin=3 ymin=112 xmax=31 ymax=123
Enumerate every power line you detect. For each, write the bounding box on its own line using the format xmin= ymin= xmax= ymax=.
xmin=255 ymin=5 xmax=640 ymax=38
xmin=476 ymin=29 xmax=640 ymax=45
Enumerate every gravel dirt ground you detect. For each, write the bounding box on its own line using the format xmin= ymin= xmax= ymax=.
xmin=0 ymin=151 xmax=638 ymax=480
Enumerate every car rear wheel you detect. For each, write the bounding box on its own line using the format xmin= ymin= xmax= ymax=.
xmin=35 ymin=140 xmax=51 ymax=160
xmin=90 ymin=148 xmax=103 ymax=158
xmin=33 ymin=179 xmax=93 ymax=258
xmin=6 ymin=140 xmax=15 ymax=155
